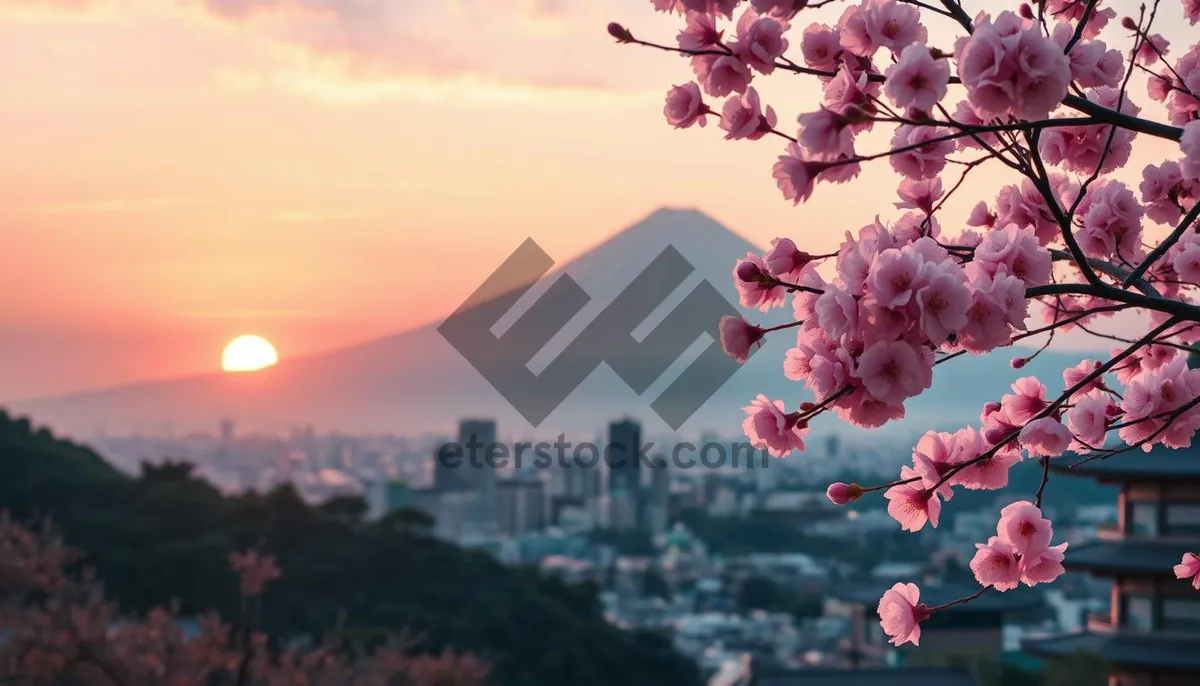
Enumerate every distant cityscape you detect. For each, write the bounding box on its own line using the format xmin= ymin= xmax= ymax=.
xmin=83 ymin=416 xmax=1146 ymax=681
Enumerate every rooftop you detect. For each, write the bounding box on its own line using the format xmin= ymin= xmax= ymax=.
xmin=1024 ymin=630 xmax=1200 ymax=671
xmin=754 ymin=666 xmax=979 ymax=686
xmin=1054 ymin=444 xmax=1200 ymax=481
xmin=1065 ymin=539 xmax=1200 ymax=577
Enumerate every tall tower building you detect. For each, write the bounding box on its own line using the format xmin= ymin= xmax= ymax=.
xmin=459 ymin=419 xmax=498 ymax=535
xmin=607 ymin=418 xmax=642 ymax=495
xmin=607 ymin=418 xmax=643 ymax=531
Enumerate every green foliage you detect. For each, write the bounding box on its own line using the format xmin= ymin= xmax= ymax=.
xmin=0 ymin=413 xmax=701 ymax=686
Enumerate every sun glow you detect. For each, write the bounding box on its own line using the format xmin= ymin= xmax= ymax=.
xmin=221 ymin=335 xmax=279 ymax=372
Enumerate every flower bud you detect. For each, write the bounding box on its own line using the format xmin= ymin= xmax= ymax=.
xmin=1018 ymin=3 xmax=1034 ymax=20
xmin=826 ymin=482 xmax=864 ymax=505
xmin=1121 ymin=16 xmax=1138 ymax=30
xmin=736 ymin=259 xmax=766 ymax=283
xmin=607 ymin=22 xmax=635 ymax=44
xmin=1011 ymin=357 xmax=1027 ymax=369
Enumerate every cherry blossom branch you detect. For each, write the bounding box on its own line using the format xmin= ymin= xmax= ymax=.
xmin=1123 ymin=201 xmax=1200 ymax=287
xmin=1034 ymin=457 xmax=1052 ymax=508
xmin=1026 ymin=282 xmax=1200 ymax=322
xmin=1023 ymin=130 xmax=1106 ymax=289
xmin=617 ymin=31 xmax=1185 ymax=142
xmin=1063 ymin=0 xmax=1101 ymax=53
xmin=927 ymin=317 xmax=1181 ymax=492
xmin=1048 ymin=249 xmax=1159 ymax=296
xmin=926 ymin=587 xmax=987 ymax=613
xmin=936 ymin=0 xmax=974 ymax=33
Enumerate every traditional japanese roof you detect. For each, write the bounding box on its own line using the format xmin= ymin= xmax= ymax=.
xmin=1064 ymin=539 xmax=1199 ymax=576
xmin=1023 ymin=630 xmax=1200 ymax=671
xmin=1054 ymin=444 xmax=1200 ymax=482
xmin=754 ymin=666 xmax=979 ymax=686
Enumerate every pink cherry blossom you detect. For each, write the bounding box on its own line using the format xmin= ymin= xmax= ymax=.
xmin=721 ymin=87 xmax=777 ymax=140
xmin=700 ymin=55 xmax=752 ymax=97
xmin=1173 ymin=235 xmax=1200 ymax=284
xmin=1140 ymin=162 xmax=1198 ymax=225
xmin=856 ymin=339 xmax=932 ymax=404
xmin=866 ymin=248 xmax=925 ymax=307
xmin=997 ymin=501 xmax=1053 ymax=557
xmin=800 ymin=23 xmax=842 ymax=71
xmin=1135 ymin=33 xmax=1169 ymax=67
xmin=877 ymin=582 xmax=928 ymax=647
xmin=884 ymin=44 xmax=950 ymax=112
xmin=1186 ymin=0 xmax=1200 ymax=24
xmin=751 ymin=0 xmax=805 ymax=18
xmin=719 ymin=316 xmax=764 ymax=363
xmin=1045 ymin=0 xmax=1114 ymax=38
xmin=1019 ymin=417 xmax=1073 ymax=457
xmin=742 ymin=394 xmax=807 ymax=457
xmin=973 ymin=224 xmax=1052 ymax=287
xmin=798 ymin=108 xmax=852 ymax=155
xmin=1065 ymin=391 xmax=1114 ymax=452
xmin=1063 ymin=360 xmax=1104 ymax=394
xmin=914 ymin=269 xmax=971 ymax=344
xmin=889 ymin=125 xmax=953 ymax=180
xmin=773 ymin=142 xmax=840 ymax=203
xmin=1002 ymin=377 xmax=1048 ymax=424
xmin=1021 ymin=542 xmax=1069 ymax=586
xmin=732 ymin=10 xmax=789 ymax=75
xmin=677 ymin=11 xmax=721 ymax=51
xmin=1175 ymin=552 xmax=1200 ymax=590
xmin=764 ymin=237 xmax=812 ymax=278
xmin=1041 ymin=88 xmax=1139 ymax=176
xmin=971 ymin=537 xmax=1022 ymax=591
xmin=664 ymin=82 xmax=709 ymax=129
xmin=1183 ymin=121 xmax=1200 ymax=181
xmin=884 ymin=466 xmax=941 ymax=531
xmin=863 ymin=0 xmax=925 ymax=55
xmin=955 ymin=11 xmax=1070 ymax=120
xmin=1050 ymin=23 xmax=1122 ymax=88
xmin=734 ymin=253 xmax=787 ymax=311
xmin=836 ymin=3 xmax=873 ymax=57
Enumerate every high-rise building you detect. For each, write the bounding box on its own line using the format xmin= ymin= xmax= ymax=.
xmin=607 ymin=419 xmax=643 ymax=531
xmin=458 ymin=419 xmax=498 ymax=535
xmin=607 ymin=418 xmax=642 ymax=495
xmin=645 ymin=456 xmax=670 ymax=537
xmin=434 ymin=442 xmax=471 ymax=492
xmin=496 ymin=478 xmax=546 ymax=536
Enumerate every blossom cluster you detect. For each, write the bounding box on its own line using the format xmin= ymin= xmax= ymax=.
xmin=628 ymin=0 xmax=1200 ymax=648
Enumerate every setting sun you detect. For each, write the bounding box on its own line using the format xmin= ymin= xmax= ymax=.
xmin=221 ymin=335 xmax=279 ymax=373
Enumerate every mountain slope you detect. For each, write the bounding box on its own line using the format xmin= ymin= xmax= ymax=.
xmin=5 ymin=207 xmax=1089 ymax=439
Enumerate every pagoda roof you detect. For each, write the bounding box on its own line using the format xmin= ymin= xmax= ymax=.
xmin=829 ymin=580 xmax=1041 ymax=613
xmin=1023 ymin=630 xmax=1200 ymax=671
xmin=1054 ymin=444 xmax=1200 ymax=481
xmin=1066 ymin=539 xmax=1200 ymax=577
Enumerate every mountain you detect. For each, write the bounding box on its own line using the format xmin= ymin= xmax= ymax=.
xmin=5 ymin=208 xmax=1088 ymax=440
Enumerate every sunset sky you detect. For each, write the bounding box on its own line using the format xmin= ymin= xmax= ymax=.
xmin=0 ymin=0 xmax=1189 ymax=400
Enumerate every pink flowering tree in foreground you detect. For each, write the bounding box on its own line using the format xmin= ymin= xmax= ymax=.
xmin=614 ymin=0 xmax=1200 ymax=646
xmin=0 ymin=512 xmax=490 ymax=685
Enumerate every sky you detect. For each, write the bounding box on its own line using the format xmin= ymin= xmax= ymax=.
xmin=0 ymin=0 xmax=1191 ymax=400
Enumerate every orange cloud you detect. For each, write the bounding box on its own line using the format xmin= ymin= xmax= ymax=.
xmin=1 ymin=0 xmax=645 ymax=93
